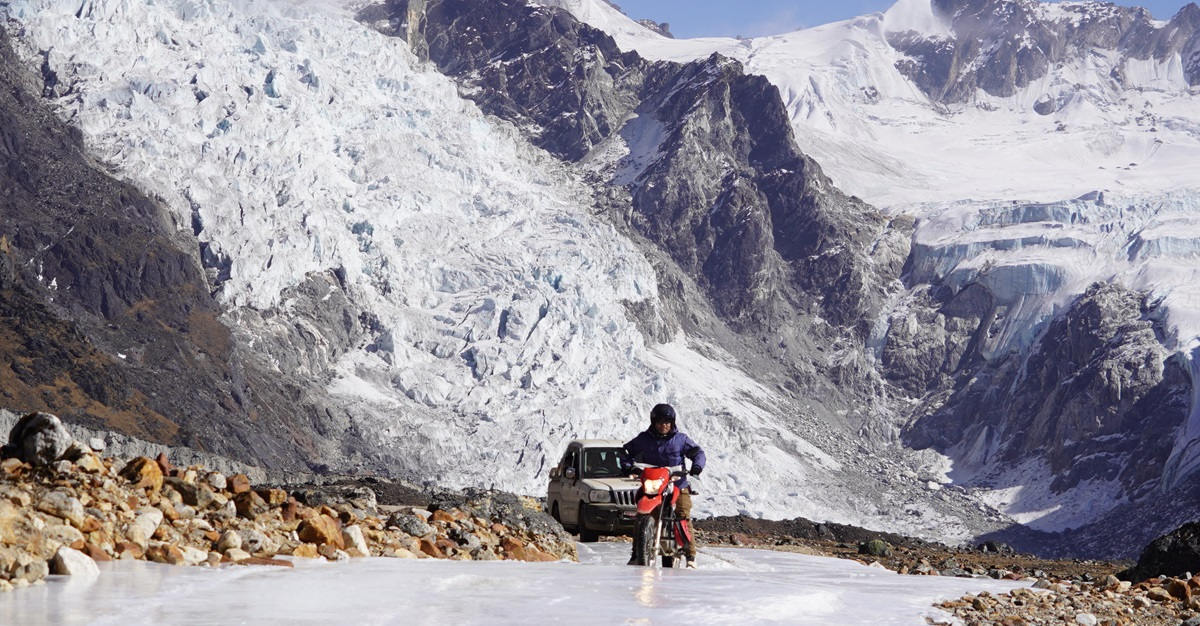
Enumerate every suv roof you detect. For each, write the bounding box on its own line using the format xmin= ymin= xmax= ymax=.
xmin=569 ymin=439 xmax=625 ymax=448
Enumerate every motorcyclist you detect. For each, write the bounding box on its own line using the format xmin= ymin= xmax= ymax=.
xmin=623 ymin=403 xmax=706 ymax=568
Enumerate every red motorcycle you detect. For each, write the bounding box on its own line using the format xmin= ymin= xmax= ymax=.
xmin=629 ymin=463 xmax=693 ymax=568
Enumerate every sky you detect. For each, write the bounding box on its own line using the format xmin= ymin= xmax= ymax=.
xmin=611 ymin=0 xmax=1199 ymax=39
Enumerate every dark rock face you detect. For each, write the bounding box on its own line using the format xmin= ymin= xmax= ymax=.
xmin=1120 ymin=521 xmax=1200 ymax=581
xmin=880 ymin=285 xmax=983 ymax=395
xmin=0 ymin=28 xmax=343 ymax=472
xmin=367 ymin=0 xmax=907 ymax=345
xmin=903 ymin=282 xmax=1190 ymax=499
xmin=891 ymin=0 xmax=1200 ymax=102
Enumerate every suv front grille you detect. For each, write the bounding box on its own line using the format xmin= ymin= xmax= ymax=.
xmin=613 ymin=489 xmax=637 ymax=507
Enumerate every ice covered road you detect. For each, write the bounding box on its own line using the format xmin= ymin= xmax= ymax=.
xmin=4 ymin=543 xmax=1025 ymax=625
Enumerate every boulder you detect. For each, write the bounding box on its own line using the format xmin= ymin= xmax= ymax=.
xmin=179 ymin=546 xmax=209 ymax=566
xmin=387 ymin=512 xmax=435 ymax=539
xmin=343 ymin=525 xmax=370 ymax=556
xmin=118 ymin=457 xmax=164 ymax=491
xmin=292 ymin=543 xmax=320 ymax=559
xmin=36 ymin=490 xmax=86 ymax=527
xmin=222 ymin=547 xmax=252 ymax=562
xmin=236 ymin=529 xmax=271 ymax=554
xmin=297 ymin=515 xmax=344 ymax=549
xmin=1121 ymin=521 xmax=1200 ymax=581
xmin=215 ymin=529 xmax=241 ymax=553
xmin=255 ymin=488 xmax=287 ymax=507
xmin=0 ymin=500 xmax=44 ymax=556
xmin=164 ymin=477 xmax=215 ymax=510
xmin=10 ymin=551 xmax=49 ymax=583
xmin=4 ymin=412 xmax=73 ymax=467
xmin=204 ymin=471 xmax=227 ymax=491
xmin=233 ymin=491 xmax=268 ymax=519
xmin=41 ymin=523 xmax=85 ymax=557
xmin=859 ymin=539 xmax=893 ymax=558
xmin=74 ymin=452 xmax=106 ymax=474
xmin=126 ymin=507 xmax=164 ymax=548
xmin=50 ymin=546 xmax=99 ymax=578
xmin=227 ymin=474 xmax=251 ymax=494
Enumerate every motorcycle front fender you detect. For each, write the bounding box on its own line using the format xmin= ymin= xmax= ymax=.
xmin=636 ymin=494 xmax=662 ymax=515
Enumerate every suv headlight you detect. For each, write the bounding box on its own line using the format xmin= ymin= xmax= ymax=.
xmin=588 ymin=489 xmax=612 ymax=503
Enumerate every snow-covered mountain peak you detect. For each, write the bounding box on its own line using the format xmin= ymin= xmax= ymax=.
xmin=882 ymin=0 xmax=954 ymax=38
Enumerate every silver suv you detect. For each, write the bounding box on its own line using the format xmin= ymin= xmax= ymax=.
xmin=546 ymin=439 xmax=638 ymax=542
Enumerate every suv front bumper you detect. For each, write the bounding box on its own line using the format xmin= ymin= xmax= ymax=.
xmin=582 ymin=503 xmax=638 ymax=535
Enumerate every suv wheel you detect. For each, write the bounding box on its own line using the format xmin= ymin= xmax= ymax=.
xmin=577 ymin=504 xmax=599 ymax=542
xmin=551 ymin=502 xmax=575 ymax=533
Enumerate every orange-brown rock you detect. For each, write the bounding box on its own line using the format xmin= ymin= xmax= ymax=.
xmin=115 ymin=542 xmax=144 ymax=559
xmin=281 ymin=498 xmax=301 ymax=522
xmin=233 ymin=491 xmax=269 ymax=519
xmin=1146 ymin=587 xmax=1174 ymax=602
xmin=501 ymin=537 xmax=527 ymax=560
xmin=235 ymin=557 xmax=294 ymax=568
xmin=227 ymin=474 xmax=251 ymax=494
xmin=1167 ymin=578 xmax=1191 ymax=600
xmin=146 ymin=543 xmax=186 ymax=565
xmin=523 ymin=546 xmax=558 ymax=562
xmin=154 ymin=453 xmax=173 ymax=476
xmin=83 ymin=542 xmax=111 ymax=562
xmin=297 ymin=515 xmax=344 ymax=549
xmin=78 ymin=516 xmax=102 ymax=534
xmin=0 ymin=458 xmax=25 ymax=475
xmin=418 ymin=537 xmax=442 ymax=558
xmin=292 ymin=543 xmax=321 ymax=558
xmin=255 ymin=488 xmax=288 ymax=507
xmin=118 ymin=457 xmax=164 ymax=491
xmin=431 ymin=510 xmax=456 ymax=524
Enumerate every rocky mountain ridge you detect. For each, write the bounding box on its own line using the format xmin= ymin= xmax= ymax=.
xmin=890 ymin=0 xmax=1200 ymax=103
xmin=0 ymin=28 xmax=344 ymax=472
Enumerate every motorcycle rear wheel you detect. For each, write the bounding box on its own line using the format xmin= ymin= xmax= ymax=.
xmin=634 ymin=515 xmax=657 ymax=567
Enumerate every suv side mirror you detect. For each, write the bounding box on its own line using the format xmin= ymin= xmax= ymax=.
xmin=549 ymin=468 xmax=560 ymax=479
xmin=564 ymin=467 xmax=577 ymax=480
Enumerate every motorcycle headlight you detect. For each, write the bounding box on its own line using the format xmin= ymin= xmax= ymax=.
xmin=588 ymin=489 xmax=612 ymax=503
xmin=642 ymin=478 xmax=665 ymax=495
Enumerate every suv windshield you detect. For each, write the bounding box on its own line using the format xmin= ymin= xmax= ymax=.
xmin=582 ymin=448 xmax=626 ymax=478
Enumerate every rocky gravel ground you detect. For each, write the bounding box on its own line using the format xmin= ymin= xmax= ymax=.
xmin=0 ymin=412 xmax=576 ymax=594
xmin=694 ymin=516 xmax=1200 ymax=625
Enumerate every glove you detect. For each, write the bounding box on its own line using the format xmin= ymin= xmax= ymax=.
xmin=689 ymin=465 xmax=703 ymax=476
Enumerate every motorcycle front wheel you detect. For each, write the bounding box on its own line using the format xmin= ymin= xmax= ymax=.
xmin=634 ymin=515 xmax=658 ymax=567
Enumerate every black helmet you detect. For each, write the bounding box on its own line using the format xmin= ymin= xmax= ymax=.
xmin=650 ymin=403 xmax=676 ymax=423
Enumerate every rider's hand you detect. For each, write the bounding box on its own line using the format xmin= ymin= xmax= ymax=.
xmin=689 ymin=465 xmax=702 ymax=476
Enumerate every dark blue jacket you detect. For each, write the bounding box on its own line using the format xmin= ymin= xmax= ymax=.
xmin=623 ymin=427 xmax=706 ymax=490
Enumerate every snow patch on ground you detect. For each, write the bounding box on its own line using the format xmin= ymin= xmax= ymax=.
xmin=1 ymin=544 xmax=1028 ymax=625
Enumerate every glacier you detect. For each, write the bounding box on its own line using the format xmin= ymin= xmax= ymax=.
xmin=0 ymin=0 xmax=999 ymax=543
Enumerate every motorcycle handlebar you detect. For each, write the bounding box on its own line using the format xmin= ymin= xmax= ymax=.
xmin=629 ymin=463 xmax=688 ymax=478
